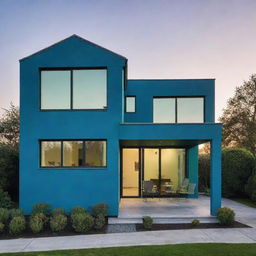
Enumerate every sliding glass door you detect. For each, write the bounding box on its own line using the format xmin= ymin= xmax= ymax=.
xmin=122 ymin=147 xmax=186 ymax=198
xmin=122 ymin=148 xmax=140 ymax=197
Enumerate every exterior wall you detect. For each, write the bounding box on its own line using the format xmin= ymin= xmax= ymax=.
xmin=124 ymin=79 xmax=215 ymax=123
xmin=20 ymin=35 xmax=221 ymax=217
xmin=20 ymin=36 xmax=126 ymax=215
xmin=188 ymin=146 xmax=199 ymax=198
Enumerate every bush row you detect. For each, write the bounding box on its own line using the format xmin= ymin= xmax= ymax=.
xmin=0 ymin=202 xmax=108 ymax=236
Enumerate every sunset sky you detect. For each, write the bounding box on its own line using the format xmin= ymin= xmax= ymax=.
xmin=0 ymin=0 xmax=256 ymax=119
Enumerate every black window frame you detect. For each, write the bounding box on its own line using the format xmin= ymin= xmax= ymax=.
xmin=153 ymin=96 xmax=205 ymax=123
xmin=40 ymin=67 xmax=108 ymax=111
xmin=125 ymin=96 xmax=136 ymax=113
xmin=40 ymin=139 xmax=107 ymax=169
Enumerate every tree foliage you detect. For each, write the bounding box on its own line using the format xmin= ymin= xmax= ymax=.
xmin=219 ymin=74 xmax=256 ymax=155
xmin=0 ymin=103 xmax=19 ymax=148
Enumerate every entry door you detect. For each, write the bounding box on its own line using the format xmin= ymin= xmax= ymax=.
xmin=122 ymin=148 xmax=140 ymax=197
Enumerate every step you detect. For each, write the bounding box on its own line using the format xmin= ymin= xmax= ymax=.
xmin=108 ymin=216 xmax=219 ymax=224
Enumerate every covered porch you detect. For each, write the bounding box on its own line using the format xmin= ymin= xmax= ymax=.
xmin=119 ymin=123 xmax=222 ymax=216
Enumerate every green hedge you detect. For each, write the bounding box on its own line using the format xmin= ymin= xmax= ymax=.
xmin=198 ymin=154 xmax=210 ymax=192
xmin=222 ymin=148 xmax=255 ymax=198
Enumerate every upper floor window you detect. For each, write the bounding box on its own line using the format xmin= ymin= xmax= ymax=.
xmin=153 ymin=97 xmax=204 ymax=123
xmin=41 ymin=69 xmax=107 ymax=110
xmin=126 ymin=96 xmax=136 ymax=112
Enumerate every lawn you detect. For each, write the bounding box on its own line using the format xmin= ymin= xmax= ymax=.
xmin=232 ymin=198 xmax=256 ymax=209
xmin=1 ymin=244 xmax=256 ymax=256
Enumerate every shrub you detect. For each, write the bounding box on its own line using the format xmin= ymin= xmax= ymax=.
xmin=0 ymin=143 xmax=19 ymax=201
xmin=0 ymin=188 xmax=13 ymax=209
xmin=71 ymin=206 xmax=87 ymax=216
xmin=222 ymin=148 xmax=255 ymax=197
xmin=217 ymin=207 xmax=235 ymax=226
xmin=33 ymin=213 xmax=48 ymax=226
xmin=71 ymin=213 xmax=94 ymax=233
xmin=245 ymin=173 xmax=256 ymax=201
xmin=92 ymin=203 xmax=108 ymax=217
xmin=52 ymin=207 xmax=65 ymax=216
xmin=198 ymin=154 xmax=210 ymax=192
xmin=32 ymin=203 xmax=51 ymax=216
xmin=0 ymin=223 xmax=4 ymax=233
xmin=0 ymin=208 xmax=9 ymax=224
xmin=142 ymin=216 xmax=153 ymax=230
xmin=9 ymin=208 xmax=24 ymax=218
xmin=9 ymin=216 xmax=26 ymax=235
xmin=251 ymin=190 xmax=256 ymax=203
xmin=50 ymin=214 xmax=67 ymax=232
xmin=29 ymin=215 xmax=44 ymax=233
xmin=94 ymin=214 xmax=105 ymax=230
xmin=191 ymin=219 xmax=200 ymax=227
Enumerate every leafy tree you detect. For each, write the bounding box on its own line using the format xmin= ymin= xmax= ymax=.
xmin=219 ymin=74 xmax=256 ymax=155
xmin=0 ymin=103 xmax=19 ymax=148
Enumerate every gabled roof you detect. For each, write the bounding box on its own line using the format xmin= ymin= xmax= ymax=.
xmin=19 ymin=34 xmax=127 ymax=61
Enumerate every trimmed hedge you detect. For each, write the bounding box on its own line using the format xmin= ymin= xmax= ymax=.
xmin=222 ymin=148 xmax=255 ymax=197
xmin=198 ymin=154 xmax=210 ymax=192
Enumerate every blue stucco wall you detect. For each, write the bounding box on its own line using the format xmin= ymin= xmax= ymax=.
xmin=20 ymin=36 xmax=126 ymax=215
xmin=20 ymin=35 xmax=221 ymax=216
xmin=188 ymin=146 xmax=199 ymax=198
xmin=124 ymin=79 xmax=215 ymax=123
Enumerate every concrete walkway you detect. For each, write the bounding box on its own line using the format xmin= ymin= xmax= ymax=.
xmin=0 ymin=198 xmax=256 ymax=253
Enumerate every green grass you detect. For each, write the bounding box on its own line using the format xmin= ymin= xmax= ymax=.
xmin=1 ymin=244 xmax=256 ymax=256
xmin=232 ymin=198 xmax=256 ymax=208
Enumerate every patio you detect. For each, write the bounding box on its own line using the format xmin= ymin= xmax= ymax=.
xmin=109 ymin=195 xmax=256 ymax=224
xmin=118 ymin=195 xmax=211 ymax=219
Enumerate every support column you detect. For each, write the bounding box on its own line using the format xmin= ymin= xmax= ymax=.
xmin=210 ymin=138 xmax=222 ymax=216
xmin=188 ymin=145 xmax=198 ymax=198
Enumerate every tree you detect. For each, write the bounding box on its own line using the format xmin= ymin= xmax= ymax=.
xmin=219 ymin=74 xmax=256 ymax=155
xmin=0 ymin=103 xmax=19 ymax=148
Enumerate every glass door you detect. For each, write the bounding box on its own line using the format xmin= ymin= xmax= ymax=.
xmin=122 ymin=148 xmax=140 ymax=197
xmin=142 ymin=148 xmax=160 ymax=197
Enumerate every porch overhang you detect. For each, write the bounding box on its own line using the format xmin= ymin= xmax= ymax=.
xmin=119 ymin=123 xmax=222 ymax=142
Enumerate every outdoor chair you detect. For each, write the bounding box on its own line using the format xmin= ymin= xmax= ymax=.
xmin=177 ymin=178 xmax=189 ymax=193
xmin=179 ymin=183 xmax=196 ymax=195
xmin=143 ymin=180 xmax=159 ymax=200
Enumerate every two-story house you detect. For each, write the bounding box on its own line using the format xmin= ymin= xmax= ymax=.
xmin=19 ymin=35 xmax=222 ymax=216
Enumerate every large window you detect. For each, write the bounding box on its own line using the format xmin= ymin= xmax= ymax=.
xmin=153 ymin=97 xmax=204 ymax=123
xmin=153 ymin=98 xmax=175 ymax=123
xmin=41 ymin=69 xmax=107 ymax=110
xmin=40 ymin=140 xmax=107 ymax=168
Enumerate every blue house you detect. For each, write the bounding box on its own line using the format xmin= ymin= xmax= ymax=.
xmin=19 ymin=35 xmax=222 ymax=216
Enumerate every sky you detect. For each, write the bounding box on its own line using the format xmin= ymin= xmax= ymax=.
xmin=0 ymin=0 xmax=256 ymax=119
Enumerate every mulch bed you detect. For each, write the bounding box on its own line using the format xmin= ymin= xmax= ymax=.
xmin=136 ymin=221 xmax=250 ymax=232
xmin=0 ymin=218 xmax=250 ymax=240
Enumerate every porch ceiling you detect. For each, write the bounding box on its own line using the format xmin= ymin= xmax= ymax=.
xmin=120 ymin=139 xmax=209 ymax=148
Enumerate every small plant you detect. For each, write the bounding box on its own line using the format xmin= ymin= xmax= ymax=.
xmin=32 ymin=203 xmax=51 ymax=216
xmin=71 ymin=206 xmax=87 ymax=216
xmin=217 ymin=207 xmax=235 ymax=226
xmin=50 ymin=214 xmax=67 ymax=232
xmin=9 ymin=216 xmax=26 ymax=235
xmin=52 ymin=207 xmax=66 ymax=216
xmin=142 ymin=216 xmax=153 ymax=230
xmin=0 ymin=222 xmax=4 ymax=233
xmin=204 ymin=187 xmax=210 ymax=196
xmin=0 ymin=189 xmax=13 ymax=209
xmin=72 ymin=213 xmax=94 ymax=233
xmin=29 ymin=215 xmax=44 ymax=233
xmin=191 ymin=219 xmax=200 ymax=227
xmin=92 ymin=203 xmax=108 ymax=217
xmin=9 ymin=208 xmax=24 ymax=219
xmin=34 ymin=213 xmax=48 ymax=226
xmin=0 ymin=208 xmax=9 ymax=224
xmin=94 ymin=214 xmax=105 ymax=230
